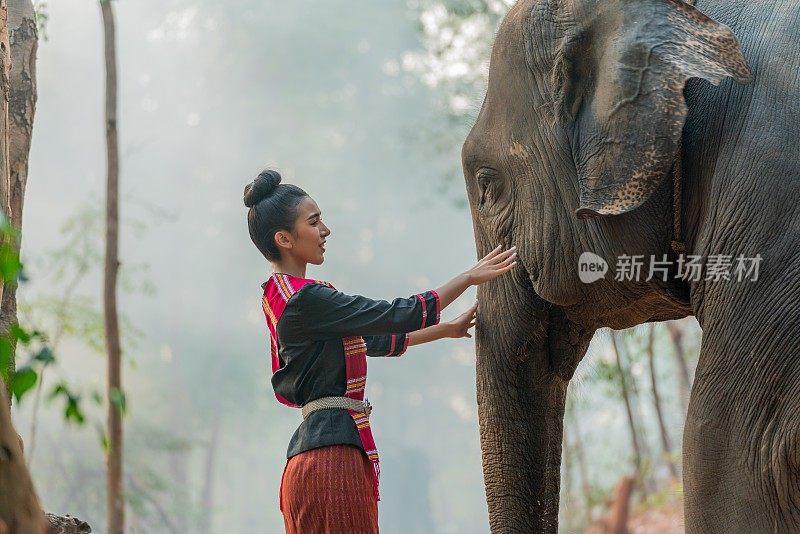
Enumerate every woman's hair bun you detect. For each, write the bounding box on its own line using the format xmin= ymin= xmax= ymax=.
xmin=243 ymin=169 xmax=282 ymax=208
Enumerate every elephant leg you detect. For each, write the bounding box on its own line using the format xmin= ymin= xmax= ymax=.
xmin=683 ymin=330 xmax=800 ymax=532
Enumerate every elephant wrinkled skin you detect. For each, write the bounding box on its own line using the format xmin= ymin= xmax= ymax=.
xmin=462 ymin=0 xmax=799 ymax=532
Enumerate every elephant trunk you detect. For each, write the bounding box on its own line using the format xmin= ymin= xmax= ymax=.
xmin=476 ymin=273 xmax=589 ymax=532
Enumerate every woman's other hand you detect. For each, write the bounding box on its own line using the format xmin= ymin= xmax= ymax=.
xmin=444 ymin=302 xmax=478 ymax=339
xmin=465 ymin=245 xmax=517 ymax=285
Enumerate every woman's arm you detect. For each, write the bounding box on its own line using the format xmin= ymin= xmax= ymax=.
xmin=293 ymin=245 xmax=516 ymax=340
xmin=294 ymin=285 xmax=440 ymax=340
xmin=406 ymin=302 xmax=478 ymax=347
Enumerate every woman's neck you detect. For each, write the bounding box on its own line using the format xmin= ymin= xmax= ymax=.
xmin=271 ymin=259 xmax=307 ymax=279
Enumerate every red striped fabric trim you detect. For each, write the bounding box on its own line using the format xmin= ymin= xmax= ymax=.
xmin=431 ymin=289 xmax=441 ymax=325
xmin=342 ymin=332 xmax=380 ymax=501
xmin=415 ymin=294 xmax=427 ymax=330
xmin=274 ymin=273 xmax=294 ymax=301
xmin=262 ymin=296 xmax=277 ymax=327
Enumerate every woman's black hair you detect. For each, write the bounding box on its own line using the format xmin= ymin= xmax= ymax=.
xmin=243 ymin=169 xmax=308 ymax=262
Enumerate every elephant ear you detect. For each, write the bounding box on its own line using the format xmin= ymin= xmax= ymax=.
xmin=554 ymin=0 xmax=751 ymax=219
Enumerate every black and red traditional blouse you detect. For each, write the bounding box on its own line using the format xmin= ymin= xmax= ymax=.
xmin=262 ymin=273 xmax=440 ymax=462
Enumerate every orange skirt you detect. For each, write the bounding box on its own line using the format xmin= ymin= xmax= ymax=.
xmin=280 ymin=444 xmax=378 ymax=534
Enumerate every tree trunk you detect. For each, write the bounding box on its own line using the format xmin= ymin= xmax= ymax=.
xmin=618 ymin=335 xmax=653 ymax=466
xmin=0 ymin=6 xmax=90 ymax=532
xmin=610 ymin=332 xmax=642 ymax=477
xmin=665 ymin=320 xmax=691 ymax=415
xmin=0 ymin=0 xmax=10 ymax=407
xmin=100 ymin=2 xmax=123 ymax=533
xmin=646 ymin=324 xmax=678 ymax=481
xmin=604 ymin=475 xmax=634 ymax=534
xmin=0 ymin=0 xmax=9 ymax=223
xmin=0 ymin=0 xmax=36 ymax=412
xmin=0 ymin=380 xmax=46 ymax=532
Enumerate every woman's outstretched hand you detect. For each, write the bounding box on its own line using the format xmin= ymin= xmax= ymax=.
xmin=444 ymin=302 xmax=478 ymax=339
xmin=465 ymin=245 xmax=517 ymax=285
xmin=433 ymin=245 xmax=516 ymax=313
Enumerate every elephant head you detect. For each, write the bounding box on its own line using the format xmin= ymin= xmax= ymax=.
xmin=462 ymin=0 xmax=749 ymax=530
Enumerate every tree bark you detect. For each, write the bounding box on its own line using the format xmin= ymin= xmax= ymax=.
xmin=44 ymin=513 xmax=91 ymax=534
xmin=0 ymin=0 xmax=36 ymax=412
xmin=100 ymin=2 xmax=123 ymax=533
xmin=665 ymin=320 xmax=691 ymax=415
xmin=646 ymin=324 xmax=679 ymax=481
xmin=0 ymin=0 xmax=9 ymax=222
xmin=0 ymin=0 xmax=10 ymax=407
xmin=610 ymin=332 xmax=642 ymax=477
xmin=0 ymin=379 xmax=46 ymax=533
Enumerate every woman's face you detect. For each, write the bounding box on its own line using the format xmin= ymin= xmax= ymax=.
xmin=281 ymin=196 xmax=331 ymax=265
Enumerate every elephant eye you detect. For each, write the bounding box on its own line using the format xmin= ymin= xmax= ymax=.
xmin=476 ymin=168 xmax=497 ymax=209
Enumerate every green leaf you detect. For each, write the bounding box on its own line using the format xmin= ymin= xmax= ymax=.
xmin=47 ymin=381 xmax=86 ymax=425
xmin=11 ymin=326 xmax=47 ymax=346
xmin=109 ymin=387 xmax=127 ymax=416
xmin=32 ymin=346 xmax=55 ymax=365
xmin=48 ymin=382 xmax=67 ymax=401
xmin=10 ymin=324 xmax=32 ymax=344
xmin=100 ymin=429 xmax=110 ymax=454
xmin=11 ymin=366 xmax=38 ymax=403
xmin=0 ymin=249 xmax=22 ymax=282
xmin=65 ymin=397 xmax=85 ymax=424
xmin=29 ymin=329 xmax=47 ymax=343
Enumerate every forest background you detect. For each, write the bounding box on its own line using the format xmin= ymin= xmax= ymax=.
xmin=8 ymin=0 xmax=699 ymax=532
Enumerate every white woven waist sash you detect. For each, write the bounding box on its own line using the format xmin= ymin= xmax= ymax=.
xmin=301 ymin=396 xmax=372 ymax=419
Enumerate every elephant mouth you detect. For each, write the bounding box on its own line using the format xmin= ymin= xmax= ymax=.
xmin=522 ymin=255 xmax=540 ymax=285
xmin=512 ymin=255 xmax=587 ymax=381
xmin=511 ymin=246 xmax=543 ymax=304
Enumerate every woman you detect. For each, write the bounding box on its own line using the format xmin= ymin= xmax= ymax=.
xmin=244 ymin=169 xmax=516 ymax=533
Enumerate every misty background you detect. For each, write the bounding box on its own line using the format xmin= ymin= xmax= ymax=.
xmin=12 ymin=1 xmax=699 ymax=532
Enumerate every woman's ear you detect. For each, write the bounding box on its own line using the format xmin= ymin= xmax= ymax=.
xmin=274 ymin=230 xmax=294 ymax=252
xmin=553 ymin=0 xmax=751 ymax=219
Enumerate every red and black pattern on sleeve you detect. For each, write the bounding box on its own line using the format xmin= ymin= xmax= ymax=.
xmin=414 ymin=290 xmax=441 ymax=329
xmin=388 ymin=333 xmax=408 ymax=357
xmin=363 ymin=333 xmax=408 ymax=357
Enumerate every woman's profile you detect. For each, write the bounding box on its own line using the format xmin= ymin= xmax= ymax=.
xmin=244 ymin=168 xmax=516 ymax=533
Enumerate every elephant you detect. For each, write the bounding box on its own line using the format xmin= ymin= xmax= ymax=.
xmin=461 ymin=0 xmax=799 ymax=531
